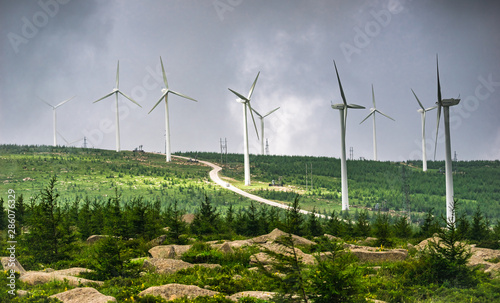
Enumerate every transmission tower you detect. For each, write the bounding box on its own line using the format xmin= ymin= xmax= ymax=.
xmin=349 ymin=147 xmax=354 ymax=160
xmin=265 ymin=138 xmax=269 ymax=155
xmin=453 ymin=151 xmax=457 ymax=162
xmin=83 ymin=137 xmax=87 ymax=148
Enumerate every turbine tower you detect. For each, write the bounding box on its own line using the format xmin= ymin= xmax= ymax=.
xmin=252 ymin=106 xmax=280 ymax=155
xmin=331 ymin=61 xmax=365 ymax=211
xmin=228 ymin=72 xmax=260 ymax=186
xmin=93 ymin=60 xmax=141 ymax=152
xmin=359 ymin=85 xmax=394 ymax=161
xmin=148 ymin=57 xmax=197 ymax=162
xmin=433 ymin=55 xmax=461 ymax=224
xmin=411 ymin=89 xmax=437 ymax=172
xmin=40 ymin=96 xmax=75 ymax=146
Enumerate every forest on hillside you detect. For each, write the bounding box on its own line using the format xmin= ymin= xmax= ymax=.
xmin=179 ymin=151 xmax=500 ymax=222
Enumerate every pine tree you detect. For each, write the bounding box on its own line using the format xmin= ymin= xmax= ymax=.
xmin=23 ymin=176 xmax=76 ymax=264
xmin=354 ymin=210 xmax=370 ymax=238
xmin=373 ymin=211 xmax=393 ymax=247
xmin=191 ymin=194 xmax=219 ymax=235
xmin=327 ymin=210 xmax=344 ymax=237
xmin=166 ymin=200 xmax=187 ymax=244
xmin=306 ymin=207 xmax=323 ymax=237
xmin=245 ymin=201 xmax=261 ymax=236
xmin=468 ymin=205 xmax=489 ymax=242
xmin=419 ymin=208 xmax=440 ymax=238
xmin=393 ymin=216 xmax=412 ymax=239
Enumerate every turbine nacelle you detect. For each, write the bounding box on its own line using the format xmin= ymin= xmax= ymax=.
xmin=439 ymin=98 xmax=460 ymax=107
xmin=161 ymin=88 xmax=168 ymax=94
xmin=331 ymin=103 xmax=346 ymax=110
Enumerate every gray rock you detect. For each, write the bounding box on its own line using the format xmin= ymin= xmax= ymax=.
xmin=50 ymin=287 xmax=116 ymax=303
xmin=138 ymin=283 xmax=219 ymax=301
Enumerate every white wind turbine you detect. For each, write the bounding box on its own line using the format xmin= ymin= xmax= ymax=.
xmin=40 ymin=95 xmax=75 ymax=146
xmin=331 ymin=61 xmax=365 ymax=211
xmin=228 ymin=72 xmax=260 ymax=186
xmin=93 ymin=61 xmax=141 ymax=152
xmin=433 ymin=55 xmax=461 ymax=224
xmin=149 ymin=57 xmax=197 ymax=162
xmin=252 ymin=106 xmax=280 ymax=155
xmin=411 ymin=88 xmax=437 ymax=172
xmin=359 ymin=85 xmax=395 ymax=161
xmin=57 ymin=131 xmax=83 ymax=147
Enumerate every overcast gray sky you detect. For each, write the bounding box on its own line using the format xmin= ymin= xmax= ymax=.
xmin=1 ymin=0 xmax=499 ymax=161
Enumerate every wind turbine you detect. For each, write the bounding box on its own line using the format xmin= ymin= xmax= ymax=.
xmin=433 ymin=55 xmax=461 ymax=224
xmin=93 ymin=60 xmax=141 ymax=152
xmin=40 ymin=96 xmax=75 ymax=146
xmin=359 ymin=85 xmax=395 ymax=161
xmin=148 ymin=57 xmax=197 ymax=162
xmin=57 ymin=131 xmax=83 ymax=147
xmin=331 ymin=61 xmax=365 ymax=211
xmin=252 ymin=106 xmax=280 ymax=155
xmin=411 ymin=89 xmax=437 ymax=172
xmin=228 ymin=72 xmax=260 ymax=186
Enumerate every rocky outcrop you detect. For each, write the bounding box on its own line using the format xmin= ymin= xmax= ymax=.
xmin=51 ymin=267 xmax=93 ymax=277
xmin=50 ymin=287 xmax=116 ymax=303
xmin=149 ymin=245 xmax=191 ymax=259
xmin=249 ymin=242 xmax=316 ymax=266
xmin=1 ymin=257 xmax=26 ymax=275
xmin=251 ymin=228 xmax=316 ymax=246
xmin=143 ymin=258 xmax=221 ymax=274
xmin=228 ymin=291 xmax=276 ymax=301
xmin=138 ymin=283 xmax=219 ymax=301
xmin=350 ymin=248 xmax=408 ymax=262
xmin=86 ymin=235 xmax=108 ymax=244
xmin=20 ymin=272 xmax=102 ymax=286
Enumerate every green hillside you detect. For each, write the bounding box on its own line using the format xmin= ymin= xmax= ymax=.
xmin=179 ymin=151 xmax=500 ymax=222
xmin=1 ymin=145 xmax=500 ymax=302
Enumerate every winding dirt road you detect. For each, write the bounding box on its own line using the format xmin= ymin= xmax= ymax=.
xmin=173 ymin=155 xmax=324 ymax=217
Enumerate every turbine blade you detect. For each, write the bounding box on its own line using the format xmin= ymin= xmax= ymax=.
xmin=411 ymin=89 xmax=425 ymax=110
xmin=375 ymin=109 xmax=395 ymax=121
xmin=347 ymin=103 xmax=365 ymax=109
xmin=160 ymin=56 xmax=169 ymax=89
xmin=359 ymin=111 xmax=374 ymax=124
xmin=437 ymin=54 xmax=442 ymax=104
xmin=372 ymin=84 xmax=376 ymax=108
xmin=116 ymin=60 xmax=120 ymax=89
xmin=39 ymin=96 xmax=54 ymax=108
xmin=94 ymin=91 xmax=115 ymax=103
xmin=118 ymin=90 xmax=142 ymax=107
xmin=54 ymin=95 xmax=76 ymax=108
xmin=228 ymin=88 xmax=249 ymax=102
xmin=251 ymin=107 xmax=263 ymax=118
xmin=247 ymin=71 xmax=260 ymax=100
xmin=263 ymin=107 xmax=280 ymax=118
xmin=170 ymin=90 xmax=197 ymax=102
xmin=333 ymin=60 xmax=347 ymax=105
xmin=434 ymin=104 xmax=442 ymax=160
xmin=425 ymin=105 xmax=438 ymax=111
xmin=57 ymin=131 xmax=69 ymax=144
xmin=148 ymin=92 xmax=167 ymax=114
xmin=248 ymin=103 xmax=260 ymax=139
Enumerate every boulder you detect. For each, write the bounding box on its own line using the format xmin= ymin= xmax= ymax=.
xmin=322 ymin=234 xmax=340 ymax=241
xmin=149 ymin=245 xmax=191 ymax=259
xmin=50 ymin=287 xmax=116 ymax=303
xmin=149 ymin=235 xmax=167 ymax=247
xmin=143 ymin=258 xmax=221 ymax=274
xmin=138 ymin=283 xmax=219 ymax=301
xmin=143 ymin=258 xmax=193 ymax=274
xmin=251 ymin=228 xmax=316 ymax=246
xmin=218 ymin=242 xmax=234 ymax=254
xmin=249 ymin=242 xmax=316 ymax=265
xmin=52 ymin=267 xmax=93 ymax=277
xmin=20 ymin=272 xmax=102 ymax=286
xmin=228 ymin=291 xmax=276 ymax=301
xmin=350 ymin=248 xmax=408 ymax=262
xmin=86 ymin=235 xmax=108 ymax=244
xmin=1 ymin=257 xmax=26 ymax=275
